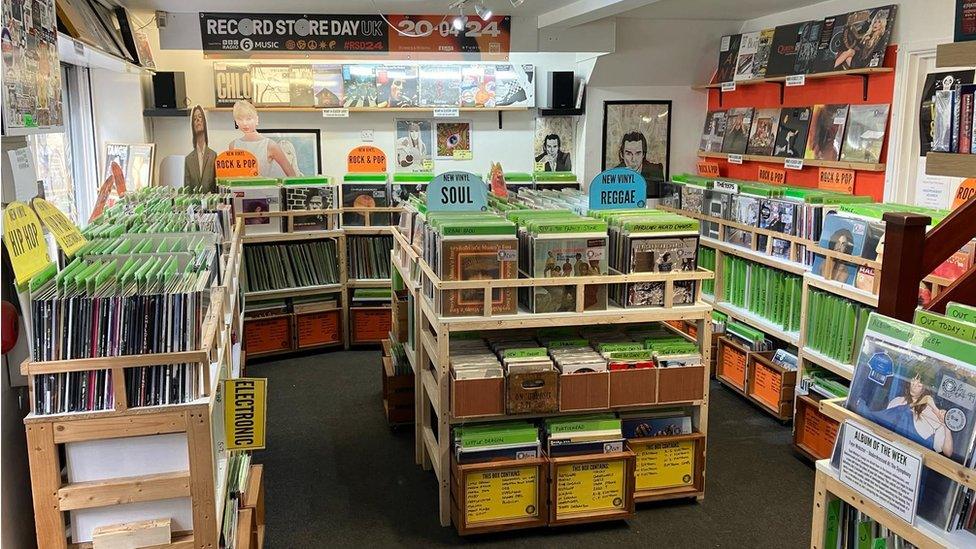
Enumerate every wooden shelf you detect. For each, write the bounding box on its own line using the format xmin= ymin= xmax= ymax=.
xmin=207 ymin=106 xmax=529 ymax=113
xmin=347 ymin=278 xmax=392 ymax=289
xmin=701 ymin=236 xmax=808 ymax=275
xmin=242 ymin=230 xmax=343 ymax=244
xmin=343 ymin=226 xmax=393 ymax=235
xmin=711 ymin=300 xmax=800 ymax=345
xmin=244 ymin=283 xmax=343 ymax=300
xmin=804 ymin=272 xmax=879 ymax=308
xmin=925 ymin=152 xmax=976 ymax=178
xmin=697 ymin=151 xmax=885 ymax=172
xmin=693 ymin=67 xmax=893 ymax=90
xmin=798 ymin=348 xmax=854 ymax=380
xmin=447 ymin=400 xmax=705 ymax=425
xmin=936 ymin=41 xmax=976 ymax=68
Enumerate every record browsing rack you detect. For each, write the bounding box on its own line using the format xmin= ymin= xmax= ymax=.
xmin=390 ymin=206 xmax=716 ymax=532
xmin=22 ymin=210 xmax=247 ymax=548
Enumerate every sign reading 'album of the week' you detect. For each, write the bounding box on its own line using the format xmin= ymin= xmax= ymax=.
xmin=589 ymin=167 xmax=647 ymax=210
xmin=224 ymin=378 xmax=268 ymax=450
xmin=426 ymin=171 xmax=488 ymax=213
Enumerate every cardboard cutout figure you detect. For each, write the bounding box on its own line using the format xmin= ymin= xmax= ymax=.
xmin=184 ymin=105 xmax=218 ymax=192
xmin=227 ymin=100 xmax=296 ymax=177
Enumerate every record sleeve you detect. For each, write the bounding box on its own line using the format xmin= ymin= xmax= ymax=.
xmin=289 ymin=65 xmax=314 ymax=107
xmin=440 ymin=239 xmax=517 ymax=316
xmin=840 ymin=104 xmax=890 ymax=163
xmin=459 ymin=65 xmax=496 ymax=108
xmin=494 ymin=64 xmax=535 ymax=107
xmin=813 ymin=6 xmax=896 ymax=73
xmin=700 ymin=110 xmax=727 ymax=152
xmin=734 ymin=31 xmax=761 ymax=81
xmin=773 ymin=107 xmax=812 ymax=158
xmin=341 ymin=182 xmax=390 ymax=226
xmin=765 ymin=22 xmax=805 ymax=77
xmin=284 ymin=185 xmax=337 ymax=231
xmin=213 ymin=63 xmax=252 ymax=108
xmin=752 ymin=29 xmax=776 ymax=79
xmin=792 ymin=20 xmax=823 ymax=75
xmin=342 ymin=65 xmax=378 ymax=108
xmin=312 ymin=64 xmax=344 ymax=108
xmin=376 ymin=65 xmax=419 ymax=108
xmin=746 ymin=107 xmax=782 ymax=156
xmin=420 ymin=65 xmax=462 ymax=107
xmin=811 ymin=213 xmax=868 ymax=285
xmin=758 ymin=199 xmax=797 ymax=236
xmin=722 ymin=107 xmax=754 ymax=154
xmin=251 ymin=65 xmax=291 ymax=106
xmin=805 ymin=104 xmax=849 ymax=161
xmin=715 ymin=34 xmax=741 ymax=84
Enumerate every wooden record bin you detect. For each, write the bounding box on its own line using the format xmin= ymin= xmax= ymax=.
xmin=715 ymin=336 xmax=749 ymax=394
xmin=349 ymin=305 xmax=393 ymax=345
xmin=629 ymin=432 xmax=706 ymax=502
xmin=451 ymin=456 xmax=549 ymax=535
xmin=559 ymin=371 xmax=610 ymax=412
xmin=793 ymin=392 xmax=840 ymax=462
xmin=381 ymin=339 xmax=414 ymax=425
xmin=745 ymin=352 xmax=796 ymax=421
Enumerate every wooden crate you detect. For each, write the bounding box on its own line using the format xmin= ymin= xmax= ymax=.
xmin=451 ymin=456 xmax=549 ymax=535
xmin=382 ymin=352 xmax=414 ymax=425
xmin=237 ymin=464 xmax=266 ymax=549
xmin=295 ymin=307 xmax=342 ymax=349
xmin=506 ymin=369 xmax=558 ymax=415
xmin=793 ymin=393 xmax=840 ymax=461
xmin=609 ymin=368 xmax=657 ymax=407
xmin=548 ymin=449 xmax=636 ymax=526
xmin=451 ymin=375 xmax=505 ymax=419
xmin=629 ymin=432 xmax=706 ymax=502
xmin=716 ymin=336 xmax=748 ymax=394
xmin=244 ymin=313 xmax=295 ymax=356
xmin=746 ymin=352 xmax=796 ymax=421
xmin=559 ymin=372 xmax=610 ymax=412
xmin=391 ymin=291 xmax=410 ymax=343
xmin=350 ymin=306 xmax=392 ymax=344
xmin=708 ymin=331 xmax=721 ymax=379
xmin=658 ymin=366 xmax=705 ymax=403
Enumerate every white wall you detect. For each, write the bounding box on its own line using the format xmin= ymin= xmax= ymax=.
xmin=90 ymin=68 xmax=149 ymax=177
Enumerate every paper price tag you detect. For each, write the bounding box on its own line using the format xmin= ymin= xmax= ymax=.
xmin=720 ymin=82 xmax=736 ymax=92
xmin=784 ymin=157 xmax=804 ymax=170
xmin=322 ymin=108 xmax=349 ymax=118
xmin=433 ymin=108 xmax=460 ymax=118
xmin=713 ymin=180 xmax=738 ymax=193
xmin=697 ymin=160 xmax=720 ymax=177
xmin=452 ymin=149 xmax=473 ymax=160
xmin=727 ymin=153 xmax=743 ymax=165
xmin=785 ymin=74 xmax=806 ymax=87
xmin=818 ymin=167 xmax=856 ymax=194
xmin=758 ymin=165 xmax=786 ymax=185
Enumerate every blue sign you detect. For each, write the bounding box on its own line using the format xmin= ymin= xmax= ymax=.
xmin=588 ymin=167 xmax=647 ymax=210
xmin=426 ymin=171 xmax=489 ymax=212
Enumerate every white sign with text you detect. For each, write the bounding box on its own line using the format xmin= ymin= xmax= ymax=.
xmin=838 ymin=421 xmax=922 ymax=524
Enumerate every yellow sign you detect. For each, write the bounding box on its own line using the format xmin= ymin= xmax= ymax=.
xmin=452 ymin=149 xmax=473 ymax=160
xmin=464 ymin=466 xmax=539 ymax=524
xmin=31 ymin=198 xmax=87 ymax=257
xmin=555 ymin=460 xmax=626 ymax=516
xmin=223 ymin=378 xmax=267 ymax=450
xmin=2 ymin=202 xmax=50 ymax=285
xmin=632 ymin=440 xmax=696 ymax=491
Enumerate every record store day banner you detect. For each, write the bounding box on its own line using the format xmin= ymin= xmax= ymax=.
xmin=199 ymin=13 xmax=511 ymax=55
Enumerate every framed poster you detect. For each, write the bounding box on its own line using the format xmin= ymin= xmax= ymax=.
xmin=602 ymin=100 xmax=672 ymax=199
xmin=533 ymin=116 xmax=576 ymax=173
xmin=394 ymin=119 xmax=433 ymax=173
xmin=256 ymin=129 xmax=321 ymax=176
xmin=2 ymin=0 xmax=63 ymax=133
xmin=434 ymin=120 xmax=472 ymax=160
xmin=103 ymin=143 xmax=155 ymax=190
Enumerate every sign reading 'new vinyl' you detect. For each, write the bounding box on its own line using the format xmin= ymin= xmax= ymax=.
xmin=199 ymin=13 xmax=511 ymax=55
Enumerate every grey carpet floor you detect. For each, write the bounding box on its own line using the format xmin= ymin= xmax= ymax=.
xmin=250 ymin=350 xmax=814 ymax=547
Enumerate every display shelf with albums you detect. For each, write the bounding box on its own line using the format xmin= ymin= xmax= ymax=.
xmin=925 ymin=38 xmax=976 ymax=179
xmin=17 ymin=189 xmax=262 ymax=548
xmin=808 ymin=310 xmax=976 ymax=549
xmin=390 ymin=186 xmax=717 ymax=532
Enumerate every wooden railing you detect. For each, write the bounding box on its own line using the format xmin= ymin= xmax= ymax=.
xmin=878 ymin=198 xmax=976 ymax=319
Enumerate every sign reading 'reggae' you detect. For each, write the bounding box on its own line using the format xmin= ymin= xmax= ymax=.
xmin=588 ymin=167 xmax=647 ymax=210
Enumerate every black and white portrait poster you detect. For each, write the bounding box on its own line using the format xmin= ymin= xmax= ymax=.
xmin=602 ymin=100 xmax=671 ymax=199
xmin=394 ymin=119 xmax=433 ymax=172
xmin=533 ymin=116 xmax=576 ymax=173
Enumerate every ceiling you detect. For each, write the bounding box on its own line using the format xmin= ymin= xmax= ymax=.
xmin=621 ymin=0 xmax=829 ymax=21
xmin=117 ymin=0 xmax=578 ymax=17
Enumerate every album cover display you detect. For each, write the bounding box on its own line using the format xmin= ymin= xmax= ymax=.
xmin=716 ymin=34 xmax=741 ymax=83
xmin=420 ymin=65 xmax=462 ymax=107
xmin=746 ymin=108 xmax=782 ymax=156
xmin=625 ymin=236 xmax=699 ymax=307
xmin=213 ymin=63 xmax=252 ymax=108
xmin=229 ymin=180 xmax=282 ymax=234
xmin=460 ymin=65 xmax=496 ymax=108
xmin=376 ymin=65 xmax=419 ymax=108
xmin=805 ymin=104 xmax=849 ymax=161
xmin=243 ymin=240 xmax=340 ymax=292
xmin=840 ymin=104 xmax=890 ymax=163
xmin=341 ymin=181 xmax=390 ymax=226
xmin=811 ymin=213 xmax=871 ymax=285
xmin=289 ymin=65 xmax=314 ymax=107
xmin=722 ymin=108 xmax=755 ymax=154
xmin=312 ymin=64 xmax=344 ymax=108
xmin=792 ymin=20 xmax=823 ymax=75
xmin=525 ymin=237 xmax=608 ymax=313
xmin=440 ymin=239 xmax=518 ymax=317
xmin=752 ymin=29 xmax=776 ymax=79
xmin=700 ymin=110 xmax=727 ymax=152
xmin=494 ymin=64 xmax=535 ymax=107
xmin=813 ymin=6 xmax=897 ymax=74
xmin=342 ymin=65 xmax=378 ymax=107
xmin=758 ymin=199 xmax=797 ymax=237
xmin=251 ymin=65 xmax=291 ymax=106
xmin=735 ymin=31 xmax=761 ymax=81
xmin=283 ymin=178 xmax=338 ymax=231
xmin=773 ymin=107 xmax=812 ymax=158
xmin=765 ymin=22 xmax=805 ymax=77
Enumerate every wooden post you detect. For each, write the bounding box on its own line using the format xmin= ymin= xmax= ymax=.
xmin=877 ymin=213 xmax=929 ymax=321
xmin=185 ymin=406 xmax=218 ymax=548
xmin=26 ymin=423 xmax=67 ymax=549
xmin=809 ymin=468 xmax=829 ymax=549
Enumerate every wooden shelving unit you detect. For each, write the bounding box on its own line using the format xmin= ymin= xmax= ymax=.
xmin=395 ymin=230 xmax=716 ymax=529
xmin=207 ymin=106 xmax=529 ymax=113
xmin=23 ymin=221 xmax=245 ymax=548
xmin=696 ymin=151 xmax=886 ymax=172
xmin=925 ymin=152 xmax=976 ymax=178
xmin=935 ymin=41 xmax=976 ymax=68
xmin=693 ymin=67 xmax=893 ymax=90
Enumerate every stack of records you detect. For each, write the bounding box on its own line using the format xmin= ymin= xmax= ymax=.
xmin=507 ymin=210 xmax=609 ymax=313
xmin=548 ymin=340 xmax=608 ymax=374
xmin=348 ymin=235 xmax=394 ymax=279
xmin=282 ymin=175 xmax=338 ymax=231
xmin=621 ymin=410 xmax=693 ymax=438
xmin=545 ymin=414 xmax=624 ymax=457
xmin=725 ymin=321 xmax=772 ymax=352
xmin=225 ymin=176 xmax=283 ymax=234
xmin=342 ymin=173 xmax=391 ymax=226
xmin=805 ymin=288 xmax=872 ymax=366
xmin=720 ymin=255 xmax=802 ymax=333
xmin=499 ymin=347 xmax=557 ymax=376
xmin=502 ymin=172 xmax=534 ymax=195
xmin=422 ymin=212 xmax=518 ymax=317
xmin=243 ymin=239 xmax=339 ymax=292
xmin=350 ymin=288 xmax=392 ymax=307
xmin=643 ymin=333 xmax=702 ymax=368
xmin=450 ymin=337 xmax=504 ymax=381
xmin=453 ymin=422 xmax=540 ymax=464
xmin=390 ymin=173 xmax=431 ymax=223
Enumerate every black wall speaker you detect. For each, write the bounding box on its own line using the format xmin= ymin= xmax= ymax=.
xmin=152 ymin=71 xmax=186 ymax=109
xmin=547 ymin=71 xmax=575 ymax=109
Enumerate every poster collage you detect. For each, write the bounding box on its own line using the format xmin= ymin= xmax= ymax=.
xmin=1 ymin=0 xmax=63 ymax=132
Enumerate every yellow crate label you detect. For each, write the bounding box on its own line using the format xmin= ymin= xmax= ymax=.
xmin=32 ymin=198 xmax=87 ymax=257
xmin=633 ymin=440 xmax=695 ymax=491
xmin=555 ymin=460 xmax=626 ymax=516
xmin=2 ymin=201 xmax=50 ymax=285
xmin=464 ymin=466 xmax=539 ymax=524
